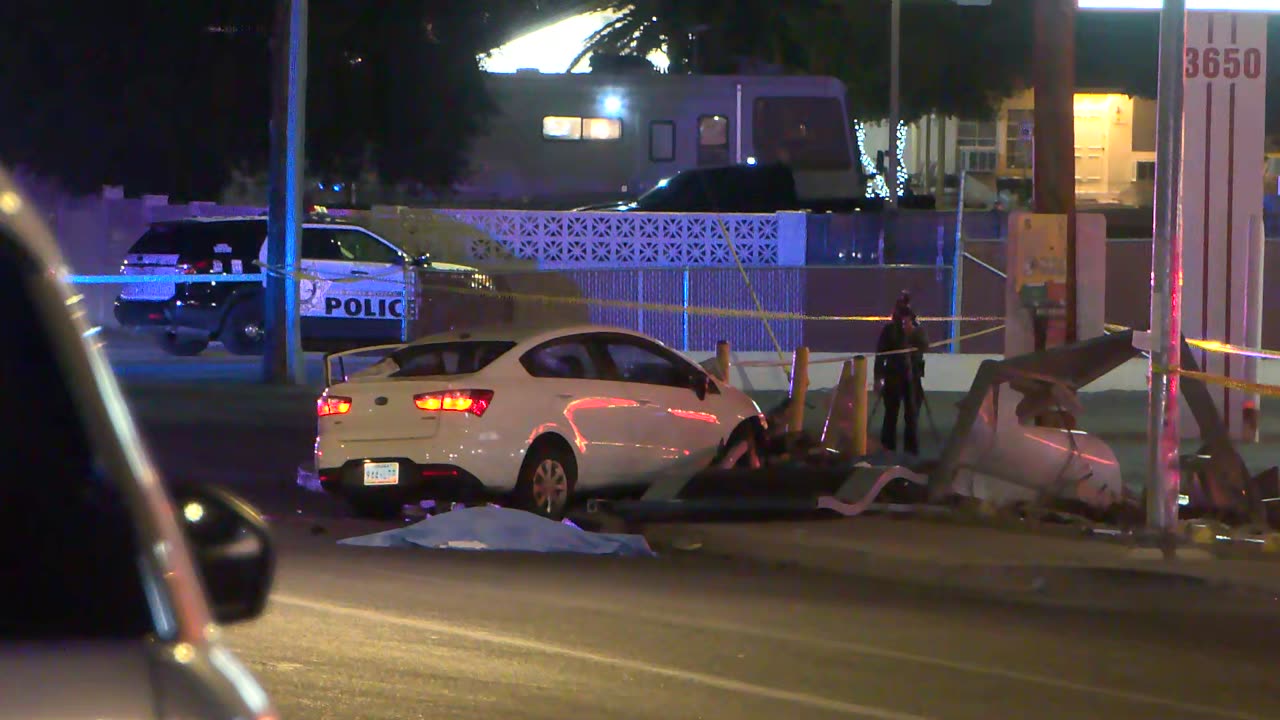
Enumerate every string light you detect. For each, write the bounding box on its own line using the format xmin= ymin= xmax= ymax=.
xmin=853 ymin=120 xmax=908 ymax=199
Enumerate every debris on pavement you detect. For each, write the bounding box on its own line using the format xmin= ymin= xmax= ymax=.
xmin=337 ymin=505 xmax=656 ymax=557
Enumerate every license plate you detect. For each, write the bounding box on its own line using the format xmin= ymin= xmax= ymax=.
xmin=363 ymin=462 xmax=400 ymax=486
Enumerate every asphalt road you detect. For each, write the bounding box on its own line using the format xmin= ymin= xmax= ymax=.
xmin=114 ymin=347 xmax=1280 ymax=720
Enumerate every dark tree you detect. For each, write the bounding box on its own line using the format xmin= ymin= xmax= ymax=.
xmin=0 ymin=0 xmax=270 ymax=198
xmin=0 ymin=0 xmax=511 ymax=199
xmin=806 ymin=0 xmax=1033 ymax=122
xmin=573 ymin=0 xmax=1033 ymax=121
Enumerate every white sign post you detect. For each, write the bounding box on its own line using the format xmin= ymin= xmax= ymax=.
xmin=1180 ymin=11 xmax=1267 ymax=439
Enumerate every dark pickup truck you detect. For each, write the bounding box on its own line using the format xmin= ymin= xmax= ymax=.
xmin=574 ymin=163 xmax=936 ymax=214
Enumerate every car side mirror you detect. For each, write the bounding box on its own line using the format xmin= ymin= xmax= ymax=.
xmin=691 ymin=371 xmax=709 ymax=401
xmin=170 ymin=483 xmax=275 ymax=625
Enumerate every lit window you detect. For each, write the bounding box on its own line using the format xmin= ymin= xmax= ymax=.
xmin=583 ymin=117 xmax=622 ymax=140
xmin=543 ymin=116 xmax=582 ymax=140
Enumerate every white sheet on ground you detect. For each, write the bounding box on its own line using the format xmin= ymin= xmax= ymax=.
xmin=337 ymin=506 xmax=655 ymax=557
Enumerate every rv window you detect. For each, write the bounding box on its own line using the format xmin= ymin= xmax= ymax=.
xmin=543 ymin=116 xmax=582 ymax=140
xmin=751 ymin=97 xmax=852 ymax=171
xmin=583 ymin=117 xmax=622 ymax=141
xmin=542 ymin=116 xmax=621 ymax=141
xmin=650 ymin=121 xmax=675 ymax=162
xmin=698 ymin=115 xmax=730 ymax=166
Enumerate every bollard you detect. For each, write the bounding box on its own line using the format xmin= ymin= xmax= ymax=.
xmin=715 ymin=340 xmax=732 ymax=384
xmin=1243 ymin=401 xmax=1260 ymax=444
xmin=787 ymin=346 xmax=810 ymax=436
xmin=850 ymin=355 xmax=868 ymax=456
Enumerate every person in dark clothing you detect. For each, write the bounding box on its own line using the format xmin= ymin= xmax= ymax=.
xmin=874 ymin=296 xmax=929 ymax=455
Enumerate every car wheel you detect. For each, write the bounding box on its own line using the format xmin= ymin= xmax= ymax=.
xmin=349 ymin=496 xmax=403 ymax=520
xmin=220 ymin=301 xmax=265 ymax=356
xmin=157 ymin=332 xmax=209 ymax=357
xmin=514 ymin=440 xmax=576 ymax=520
xmin=718 ymin=420 xmax=763 ymax=468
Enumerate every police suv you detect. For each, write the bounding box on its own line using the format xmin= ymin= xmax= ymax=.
xmin=114 ymin=214 xmax=483 ymax=356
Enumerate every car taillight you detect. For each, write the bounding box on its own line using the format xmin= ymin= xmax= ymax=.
xmin=317 ymin=396 xmax=352 ymax=417
xmin=413 ymin=389 xmax=493 ymax=417
xmin=177 ymin=259 xmax=212 ymax=274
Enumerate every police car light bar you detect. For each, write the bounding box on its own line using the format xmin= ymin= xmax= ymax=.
xmin=1079 ymin=1 xmax=1280 ymax=9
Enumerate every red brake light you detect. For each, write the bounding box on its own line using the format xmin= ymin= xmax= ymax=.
xmin=178 ymin=259 xmax=212 ymax=274
xmin=413 ymin=390 xmax=493 ymax=417
xmin=317 ymin=395 xmax=352 ymax=417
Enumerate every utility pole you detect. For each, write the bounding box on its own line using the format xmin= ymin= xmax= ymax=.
xmin=263 ymin=0 xmax=308 ymax=385
xmin=1031 ymin=0 xmax=1077 ymax=346
xmin=1146 ymin=0 xmax=1186 ymax=543
xmin=888 ymin=0 xmax=901 ymax=211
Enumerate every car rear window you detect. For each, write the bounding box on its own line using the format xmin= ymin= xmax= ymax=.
xmin=389 ymin=341 xmax=516 ymax=378
xmin=127 ymin=220 xmax=265 ymax=257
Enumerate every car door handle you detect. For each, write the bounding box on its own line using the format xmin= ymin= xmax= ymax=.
xmin=637 ymin=399 xmax=658 ymax=407
xmin=349 ymin=269 xmax=369 ymax=276
xmin=556 ymin=393 xmax=575 ymax=399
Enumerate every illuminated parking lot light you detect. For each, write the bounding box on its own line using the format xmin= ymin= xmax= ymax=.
xmin=1079 ymin=0 xmax=1280 ymax=9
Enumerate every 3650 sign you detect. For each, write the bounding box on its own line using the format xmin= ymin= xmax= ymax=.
xmin=1185 ymin=46 xmax=1263 ymax=80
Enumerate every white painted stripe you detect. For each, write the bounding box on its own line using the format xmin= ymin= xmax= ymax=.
xmin=273 ymin=593 xmax=933 ymax=720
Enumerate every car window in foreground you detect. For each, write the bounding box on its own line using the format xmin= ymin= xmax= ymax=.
xmin=601 ymin=337 xmax=689 ymax=388
xmin=0 ymin=233 xmax=153 ymax=641
xmin=521 ymin=338 xmax=600 ymax=379
xmin=389 ymin=341 xmax=516 ymax=378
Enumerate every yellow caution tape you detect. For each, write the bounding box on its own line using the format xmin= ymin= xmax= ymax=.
xmin=255 ymin=259 xmax=1003 ymax=324
xmin=415 ymin=280 xmax=1006 ymax=324
xmin=1152 ymin=366 xmax=1280 ymax=398
xmin=1186 ymin=337 xmax=1280 ymax=361
xmin=735 ymin=324 xmax=1008 ymax=368
xmin=1106 ymin=322 xmax=1280 ymax=361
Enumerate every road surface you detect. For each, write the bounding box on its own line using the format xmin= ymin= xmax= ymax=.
xmin=114 ymin=348 xmax=1280 ymax=720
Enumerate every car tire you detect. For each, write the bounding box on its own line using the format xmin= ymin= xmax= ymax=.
xmin=220 ymin=300 xmax=265 ymax=356
xmin=157 ymin=332 xmax=209 ymax=357
xmin=513 ymin=440 xmax=577 ymax=520
xmin=719 ymin=420 xmax=763 ymax=468
xmin=349 ymin=496 xmax=403 ymax=520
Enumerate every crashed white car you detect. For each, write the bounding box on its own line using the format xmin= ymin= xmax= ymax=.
xmin=312 ymin=324 xmax=763 ymax=519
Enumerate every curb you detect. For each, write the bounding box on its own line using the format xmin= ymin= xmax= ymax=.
xmin=640 ymin=523 xmax=1280 ymax=607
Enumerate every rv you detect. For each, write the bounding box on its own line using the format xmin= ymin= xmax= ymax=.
xmin=456 ymin=71 xmax=865 ymax=209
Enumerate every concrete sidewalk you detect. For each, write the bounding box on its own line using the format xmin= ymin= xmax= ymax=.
xmin=642 ymin=515 xmax=1280 ymax=610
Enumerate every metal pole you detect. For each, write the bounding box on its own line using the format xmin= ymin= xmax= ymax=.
xmin=400 ymin=262 xmax=414 ymax=343
xmin=1245 ymin=213 xmax=1264 ymax=442
xmin=1146 ymin=0 xmax=1186 ymax=539
xmin=950 ymin=169 xmax=967 ymax=353
xmin=887 ymin=0 xmax=901 ymax=210
xmin=636 ymin=269 xmax=645 ymax=336
xmin=263 ymin=0 xmax=307 ymax=385
xmin=682 ymin=267 xmax=690 ymax=352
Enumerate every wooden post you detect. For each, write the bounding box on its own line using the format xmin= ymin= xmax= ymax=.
xmin=715 ymin=340 xmax=732 ymax=384
xmin=1032 ymin=0 xmax=1077 ymax=344
xmin=851 ymin=355 xmax=869 ymax=456
xmin=787 ymin=346 xmax=810 ymax=436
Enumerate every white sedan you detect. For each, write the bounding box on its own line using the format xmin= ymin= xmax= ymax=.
xmin=312 ymin=324 xmax=764 ymax=518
